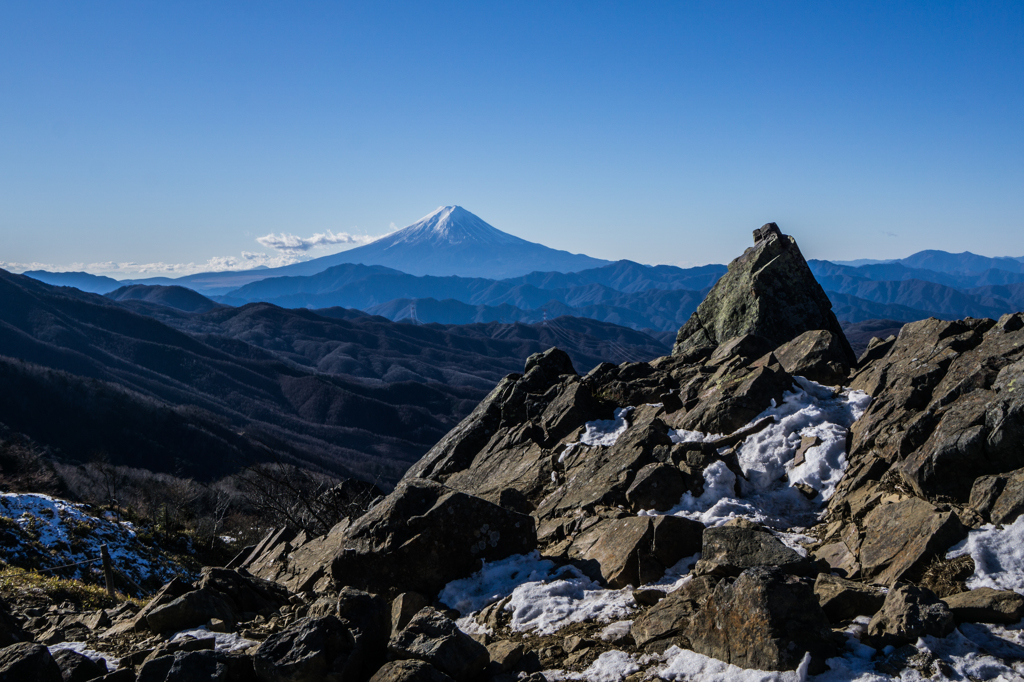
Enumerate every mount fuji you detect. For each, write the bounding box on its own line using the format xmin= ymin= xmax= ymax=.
xmin=98 ymin=206 xmax=609 ymax=294
xmin=285 ymin=205 xmax=608 ymax=279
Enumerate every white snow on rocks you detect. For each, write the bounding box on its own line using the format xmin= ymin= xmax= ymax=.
xmin=439 ymin=551 xmax=574 ymax=615
xmin=171 ymin=626 xmax=258 ymax=653
xmin=580 ymin=407 xmax=633 ymax=447
xmin=558 ymin=407 xmax=635 ymax=464
xmin=545 ymin=650 xmax=642 ymax=681
xmin=657 ymin=377 xmax=870 ymax=529
xmin=48 ymin=641 xmax=119 ymax=670
xmin=504 ymin=577 xmax=635 ymax=635
xmin=947 ymin=515 xmax=1024 ymax=593
xmin=0 ymin=493 xmax=192 ymax=590
xmin=439 ymin=552 xmax=635 ymax=636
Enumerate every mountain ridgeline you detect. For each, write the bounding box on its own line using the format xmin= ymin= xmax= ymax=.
xmin=23 ymin=207 xmax=1024 ymax=335
xmin=0 ymin=269 xmax=669 ymax=484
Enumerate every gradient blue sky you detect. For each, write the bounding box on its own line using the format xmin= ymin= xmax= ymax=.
xmin=2 ymin=1 xmax=1022 ymax=277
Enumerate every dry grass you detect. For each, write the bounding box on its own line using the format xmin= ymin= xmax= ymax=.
xmin=0 ymin=563 xmax=144 ymax=611
xmin=919 ymin=554 xmax=975 ymax=598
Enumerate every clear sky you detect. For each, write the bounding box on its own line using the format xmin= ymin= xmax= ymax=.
xmin=1 ymin=1 xmax=1022 ymax=277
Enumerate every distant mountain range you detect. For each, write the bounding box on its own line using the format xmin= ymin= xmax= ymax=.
xmin=26 ymin=206 xmax=608 ymax=296
xmin=0 ymin=270 xmax=667 ymax=484
xmin=20 ymin=208 xmax=1024 ymax=332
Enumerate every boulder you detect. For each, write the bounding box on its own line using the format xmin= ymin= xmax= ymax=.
xmin=969 ymin=468 xmax=1024 ymax=525
xmin=694 ymin=525 xmax=820 ymax=578
xmin=686 ymin=567 xmax=839 ymax=674
xmin=631 ymin=575 xmax=718 ymax=651
xmin=136 ymin=650 xmax=254 ymax=682
xmin=624 ymin=463 xmax=686 ymax=512
xmin=566 ymin=515 xmax=704 ymax=588
xmin=51 ymin=648 xmax=108 ymax=682
xmin=388 ymin=608 xmax=489 ymax=682
xmin=107 ymin=577 xmax=192 ymax=635
xmin=773 ymin=330 xmax=852 ymax=385
xmin=942 ymin=587 xmax=1024 ymax=624
xmin=391 ymin=593 xmax=431 ymax=635
xmin=253 ymin=615 xmax=362 ymax=682
xmin=0 ymin=643 xmax=62 ymax=682
xmin=369 ymin=660 xmax=454 ymax=682
xmin=484 ymin=640 xmax=523 ymax=674
xmin=673 ymin=224 xmax=854 ymax=366
xmin=198 ymin=568 xmax=291 ymax=620
xmin=675 ymin=355 xmax=794 ymax=435
xmin=331 ymin=479 xmax=536 ymax=598
xmin=868 ymin=583 xmax=955 ymax=647
xmin=535 ymin=413 xmax=673 ymax=518
xmin=812 ymin=574 xmax=885 ymax=623
xmin=859 ymin=498 xmax=967 ymax=586
xmin=145 ymin=587 xmax=236 ymax=634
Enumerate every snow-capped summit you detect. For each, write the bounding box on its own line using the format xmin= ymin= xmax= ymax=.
xmin=380 ymin=206 xmax=529 ymax=247
xmin=281 ymin=205 xmax=609 ymax=279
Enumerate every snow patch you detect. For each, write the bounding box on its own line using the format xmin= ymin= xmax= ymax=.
xmin=505 ymin=577 xmax=635 ymax=635
xmin=546 ymin=650 xmax=641 ymax=682
xmin=580 ymin=408 xmax=633 ymax=447
xmin=947 ymin=516 xmax=1024 ymax=593
xmin=438 ymin=551 xmax=572 ymax=615
xmin=48 ymin=642 xmax=118 ymax=670
xmin=596 ymin=620 xmax=632 ymax=642
xmin=171 ymin=627 xmax=258 ymax=653
xmin=658 ymin=377 xmax=869 ymax=529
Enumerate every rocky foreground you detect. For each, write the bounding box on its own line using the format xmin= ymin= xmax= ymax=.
xmin=2 ymin=224 xmax=1024 ymax=681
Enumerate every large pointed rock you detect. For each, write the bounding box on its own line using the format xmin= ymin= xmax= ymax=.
xmin=673 ymin=223 xmax=854 ymax=365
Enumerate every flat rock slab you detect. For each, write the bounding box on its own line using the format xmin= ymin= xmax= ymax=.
xmin=694 ymin=525 xmax=819 ymax=578
xmin=566 ymin=515 xmax=703 ymax=588
xmin=942 ymin=588 xmax=1024 ymax=624
xmin=813 ymin=574 xmax=885 ymax=623
xmin=859 ymin=497 xmax=967 ymax=586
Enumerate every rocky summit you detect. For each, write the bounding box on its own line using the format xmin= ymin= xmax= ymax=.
xmin=3 ymin=224 xmax=1024 ymax=681
xmin=673 ymin=222 xmax=856 ymax=367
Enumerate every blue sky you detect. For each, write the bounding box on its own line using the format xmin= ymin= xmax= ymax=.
xmin=1 ymin=1 xmax=1022 ymax=277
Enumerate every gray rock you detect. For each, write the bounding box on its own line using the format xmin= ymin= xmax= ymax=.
xmin=369 ymin=660 xmax=454 ymax=682
xmin=673 ymin=224 xmax=854 ymax=365
xmin=0 ymin=643 xmax=62 ymax=682
xmin=942 ymin=587 xmax=1024 ymax=624
xmin=675 ymin=354 xmax=794 ymax=435
xmin=388 ymin=608 xmax=489 ymax=682
xmin=331 ymin=479 xmax=536 ymax=598
xmin=631 ymin=575 xmax=718 ymax=651
xmin=566 ymin=515 xmax=704 ymax=588
xmin=391 ymin=593 xmax=430 ymax=636
xmin=145 ymin=587 xmax=236 ymax=634
xmin=687 ymin=567 xmax=839 ymax=674
xmin=253 ymin=615 xmax=361 ymax=682
xmin=0 ymin=598 xmax=28 ymax=648
xmin=51 ymin=648 xmax=108 ymax=682
xmin=868 ymin=583 xmax=955 ymax=647
xmin=859 ymin=498 xmax=967 ymax=586
xmin=969 ymin=468 xmax=1024 ymax=525
xmin=625 ymin=463 xmax=686 ymax=512
xmin=773 ymin=330 xmax=851 ymax=386
xmin=694 ymin=525 xmax=820 ymax=578
xmin=813 ymin=574 xmax=885 ymax=623
xmin=136 ymin=650 xmax=253 ymax=682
